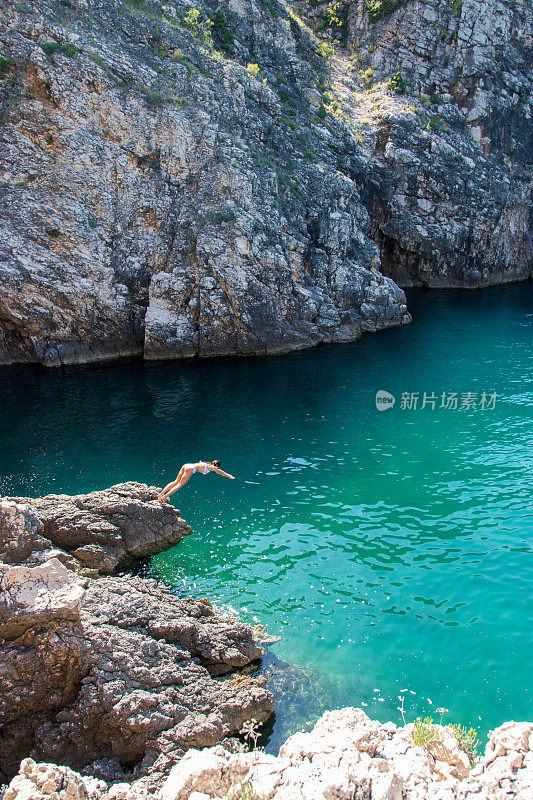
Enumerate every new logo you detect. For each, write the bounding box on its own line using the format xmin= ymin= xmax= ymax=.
xmin=375 ymin=390 xmax=396 ymax=411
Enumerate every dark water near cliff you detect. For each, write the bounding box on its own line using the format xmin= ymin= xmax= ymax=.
xmin=1 ymin=282 xmax=532 ymax=750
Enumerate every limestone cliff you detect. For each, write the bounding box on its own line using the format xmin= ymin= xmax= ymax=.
xmin=292 ymin=0 xmax=533 ymax=287
xmin=0 ymin=0 xmax=531 ymax=364
xmin=0 ymin=0 xmax=410 ymax=366
xmin=346 ymin=0 xmax=533 ymax=287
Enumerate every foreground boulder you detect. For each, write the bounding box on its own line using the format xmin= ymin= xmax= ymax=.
xmin=0 ymin=485 xmax=274 ymax=783
xmin=0 ymin=556 xmax=85 ymax=638
xmin=159 ymin=708 xmax=533 ymax=800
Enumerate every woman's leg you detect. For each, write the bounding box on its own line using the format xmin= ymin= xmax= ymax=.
xmin=158 ymin=468 xmax=185 ymax=500
xmin=164 ymin=470 xmax=193 ymax=498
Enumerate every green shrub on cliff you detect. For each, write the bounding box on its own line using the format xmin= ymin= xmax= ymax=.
xmin=324 ymin=0 xmax=349 ymax=44
xmin=366 ymin=0 xmax=406 ymax=21
xmin=0 ymin=56 xmax=14 ymax=77
xmin=449 ymin=723 xmax=480 ymax=765
xmin=318 ymin=41 xmax=335 ymax=59
xmin=360 ymin=67 xmax=374 ymax=89
xmin=42 ymin=42 xmax=78 ymax=57
xmin=408 ymin=715 xmax=480 ymax=765
xmin=388 ymin=71 xmax=406 ymax=94
xmin=183 ymin=7 xmax=214 ymax=46
xmin=409 ymin=717 xmax=441 ymax=748
xmin=227 ymin=781 xmax=257 ymax=800
xmin=247 ymin=62 xmax=261 ymax=78
xmin=212 ymin=9 xmax=234 ymax=51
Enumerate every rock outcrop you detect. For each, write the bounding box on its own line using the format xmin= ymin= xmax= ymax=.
xmin=0 ymin=485 xmax=274 ymax=784
xmin=1 ymin=482 xmax=192 ymax=574
xmin=159 ymin=708 xmax=533 ymax=800
xmin=4 ymin=708 xmax=533 ymax=799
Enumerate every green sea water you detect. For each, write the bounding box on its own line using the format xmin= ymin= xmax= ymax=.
xmin=1 ymin=283 xmax=532 ymax=750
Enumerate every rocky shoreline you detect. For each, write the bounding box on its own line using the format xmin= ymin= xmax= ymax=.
xmin=1 ymin=483 xmax=532 ymax=800
xmin=157 ymin=708 xmax=533 ymax=800
xmin=4 ymin=709 xmax=533 ymax=800
xmin=0 ymin=483 xmax=274 ymax=792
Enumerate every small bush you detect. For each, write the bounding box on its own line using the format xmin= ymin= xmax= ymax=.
xmin=0 ymin=57 xmax=13 ymax=77
xmin=209 ymin=210 xmax=236 ymax=223
xmin=360 ymin=67 xmax=373 ymax=89
xmin=366 ymin=0 xmax=405 ymax=20
xmin=184 ymin=8 xmax=213 ymax=46
xmin=262 ymin=0 xmax=280 ymax=15
xmin=452 ymin=0 xmax=462 ymax=16
xmin=133 ymin=83 xmax=178 ymax=106
xmin=410 ymin=717 xmax=441 ymax=748
xmin=212 ymin=9 xmax=234 ymax=50
xmin=88 ymin=52 xmax=105 ymax=66
xmin=449 ymin=724 xmax=480 ymax=765
xmin=246 ymin=62 xmax=260 ymax=78
xmin=325 ymin=0 xmax=349 ymax=44
xmin=426 ymin=114 xmax=445 ymax=131
xmin=42 ymin=42 xmax=77 ymax=57
xmin=318 ymin=41 xmax=334 ymax=60
xmin=227 ymin=780 xmax=257 ymax=800
xmin=388 ymin=71 xmax=406 ymax=94
xmin=349 ymin=52 xmax=364 ymax=72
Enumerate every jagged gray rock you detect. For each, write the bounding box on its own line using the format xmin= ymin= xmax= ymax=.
xmin=0 ymin=486 xmax=274 ymax=783
xmin=1 ymin=0 xmax=531 ymax=363
xmin=2 ymin=482 xmax=192 ymax=574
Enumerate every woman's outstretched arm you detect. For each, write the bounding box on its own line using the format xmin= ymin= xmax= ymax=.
xmin=213 ymin=467 xmax=235 ymax=479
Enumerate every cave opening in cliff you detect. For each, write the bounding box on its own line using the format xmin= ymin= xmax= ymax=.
xmin=371 ymin=226 xmax=432 ymax=288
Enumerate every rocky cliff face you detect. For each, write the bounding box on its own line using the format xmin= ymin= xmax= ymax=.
xmin=2 ymin=482 xmax=192 ymax=574
xmin=0 ymin=485 xmax=274 ymax=786
xmin=2 ymin=0 xmax=531 ymax=367
xmin=0 ymin=0 xmax=411 ymax=366
xmin=292 ymin=0 xmax=533 ymax=287
xmin=349 ymin=0 xmax=533 ymax=287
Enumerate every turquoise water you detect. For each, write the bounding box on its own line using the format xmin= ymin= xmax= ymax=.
xmin=1 ymin=283 xmax=532 ymax=749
